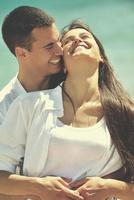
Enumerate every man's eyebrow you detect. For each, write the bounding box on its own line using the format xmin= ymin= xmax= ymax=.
xmin=43 ymin=36 xmax=60 ymax=48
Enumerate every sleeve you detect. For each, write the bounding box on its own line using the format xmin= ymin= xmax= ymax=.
xmin=0 ymin=111 xmax=4 ymax=125
xmin=0 ymin=98 xmax=27 ymax=173
xmin=0 ymin=101 xmax=7 ymax=125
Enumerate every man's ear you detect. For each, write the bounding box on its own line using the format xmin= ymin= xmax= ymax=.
xmin=15 ymin=47 xmax=28 ymax=59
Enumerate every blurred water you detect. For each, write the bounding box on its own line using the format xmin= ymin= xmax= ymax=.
xmin=0 ymin=0 xmax=134 ymax=97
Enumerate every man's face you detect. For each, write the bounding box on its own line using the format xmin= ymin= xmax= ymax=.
xmin=26 ymin=23 xmax=63 ymax=78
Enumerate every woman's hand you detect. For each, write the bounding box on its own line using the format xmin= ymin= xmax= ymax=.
xmin=69 ymin=177 xmax=114 ymax=200
xmin=34 ymin=176 xmax=84 ymax=200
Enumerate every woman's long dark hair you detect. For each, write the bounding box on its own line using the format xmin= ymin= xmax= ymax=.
xmin=60 ymin=20 xmax=134 ymax=181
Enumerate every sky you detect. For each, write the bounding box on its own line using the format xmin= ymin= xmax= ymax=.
xmin=0 ymin=0 xmax=134 ymax=97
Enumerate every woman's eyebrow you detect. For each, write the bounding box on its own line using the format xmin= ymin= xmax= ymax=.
xmin=80 ymin=32 xmax=91 ymax=37
xmin=63 ymin=32 xmax=91 ymax=42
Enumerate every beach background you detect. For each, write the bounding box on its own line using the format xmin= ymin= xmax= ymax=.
xmin=0 ymin=0 xmax=134 ymax=97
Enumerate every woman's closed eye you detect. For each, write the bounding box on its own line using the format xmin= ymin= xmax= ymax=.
xmin=62 ymin=39 xmax=73 ymax=46
xmin=81 ymin=34 xmax=90 ymax=40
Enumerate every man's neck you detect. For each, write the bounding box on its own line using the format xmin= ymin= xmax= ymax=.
xmin=17 ymin=74 xmax=49 ymax=92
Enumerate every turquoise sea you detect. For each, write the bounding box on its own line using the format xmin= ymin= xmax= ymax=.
xmin=0 ymin=0 xmax=134 ymax=97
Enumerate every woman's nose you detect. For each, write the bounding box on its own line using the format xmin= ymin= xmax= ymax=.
xmin=74 ymin=37 xmax=82 ymax=43
xmin=72 ymin=38 xmax=82 ymax=47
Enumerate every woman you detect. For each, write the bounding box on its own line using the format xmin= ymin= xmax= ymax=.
xmin=0 ymin=20 xmax=134 ymax=200
xmin=60 ymin=20 xmax=134 ymax=199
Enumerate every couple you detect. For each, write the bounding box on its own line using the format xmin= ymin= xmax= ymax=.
xmin=0 ymin=6 xmax=134 ymax=200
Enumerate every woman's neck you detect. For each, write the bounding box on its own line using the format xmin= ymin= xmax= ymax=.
xmin=63 ymin=69 xmax=100 ymax=110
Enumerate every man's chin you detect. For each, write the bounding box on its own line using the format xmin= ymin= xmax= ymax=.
xmin=51 ymin=65 xmax=62 ymax=73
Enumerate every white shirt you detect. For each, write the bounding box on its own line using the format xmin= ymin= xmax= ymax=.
xmin=0 ymin=75 xmax=26 ymax=124
xmin=44 ymin=118 xmax=122 ymax=180
xmin=0 ymin=86 xmax=122 ymax=179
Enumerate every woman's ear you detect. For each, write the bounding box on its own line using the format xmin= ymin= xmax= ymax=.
xmin=100 ymin=56 xmax=104 ymax=63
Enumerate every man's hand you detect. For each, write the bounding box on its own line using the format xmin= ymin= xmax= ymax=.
xmin=35 ymin=176 xmax=84 ymax=200
xmin=70 ymin=177 xmax=114 ymax=200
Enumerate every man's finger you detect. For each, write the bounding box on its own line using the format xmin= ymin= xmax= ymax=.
xmin=70 ymin=178 xmax=88 ymax=189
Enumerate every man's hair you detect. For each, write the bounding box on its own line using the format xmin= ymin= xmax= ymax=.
xmin=2 ymin=6 xmax=55 ymax=56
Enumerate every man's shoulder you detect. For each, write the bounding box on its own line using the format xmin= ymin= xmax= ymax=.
xmin=16 ymin=85 xmax=62 ymax=110
xmin=0 ymin=77 xmax=19 ymax=123
xmin=18 ymin=86 xmax=61 ymax=103
xmin=0 ymin=76 xmax=18 ymax=102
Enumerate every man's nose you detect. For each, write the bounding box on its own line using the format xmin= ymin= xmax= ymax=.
xmin=55 ymin=42 xmax=63 ymax=55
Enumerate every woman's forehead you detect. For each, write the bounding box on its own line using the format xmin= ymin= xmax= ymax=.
xmin=62 ymin=28 xmax=91 ymax=40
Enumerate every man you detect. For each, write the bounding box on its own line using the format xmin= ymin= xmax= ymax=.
xmin=0 ymin=6 xmax=63 ymax=200
xmin=0 ymin=5 xmax=63 ymax=125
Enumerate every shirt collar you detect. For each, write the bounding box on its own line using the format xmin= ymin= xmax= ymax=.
xmin=13 ymin=74 xmax=27 ymax=95
xmin=41 ymin=86 xmax=64 ymax=117
xmin=14 ymin=75 xmax=63 ymax=116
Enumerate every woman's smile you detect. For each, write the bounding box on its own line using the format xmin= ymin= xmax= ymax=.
xmin=69 ymin=41 xmax=91 ymax=55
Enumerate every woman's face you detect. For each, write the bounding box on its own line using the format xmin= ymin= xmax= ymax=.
xmin=61 ymin=28 xmax=102 ymax=71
